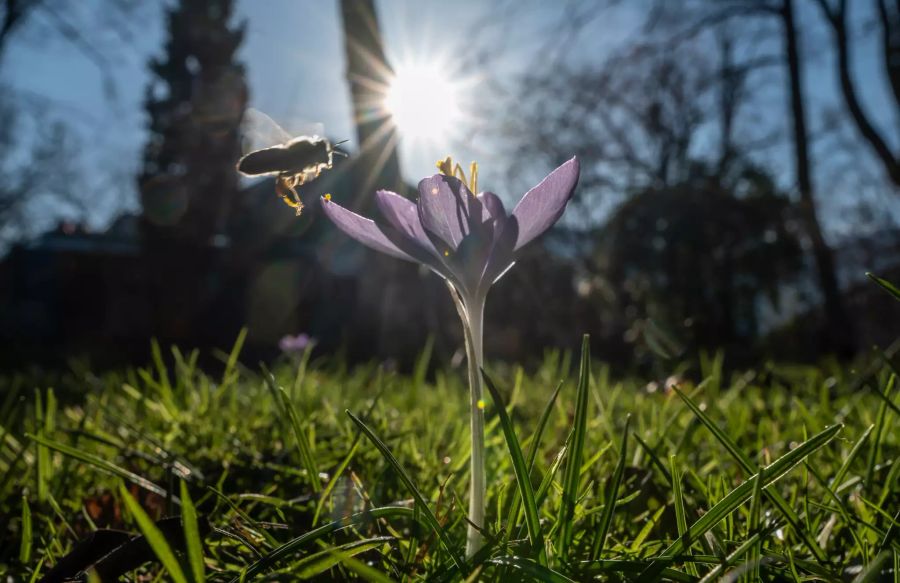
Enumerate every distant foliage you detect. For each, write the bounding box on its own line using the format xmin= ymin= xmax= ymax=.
xmin=603 ymin=164 xmax=803 ymax=352
xmin=139 ymin=0 xmax=247 ymax=244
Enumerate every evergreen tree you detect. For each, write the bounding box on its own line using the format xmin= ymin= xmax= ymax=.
xmin=138 ymin=0 xmax=247 ymax=345
xmin=140 ymin=0 xmax=247 ymax=246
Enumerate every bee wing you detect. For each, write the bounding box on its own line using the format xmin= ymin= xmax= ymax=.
xmin=241 ymin=107 xmax=293 ymax=153
xmin=291 ymin=121 xmax=325 ymax=140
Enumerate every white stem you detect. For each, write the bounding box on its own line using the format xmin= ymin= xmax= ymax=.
xmin=463 ymin=296 xmax=485 ymax=558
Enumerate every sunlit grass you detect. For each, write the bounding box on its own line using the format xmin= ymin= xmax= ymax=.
xmin=1 ymin=336 xmax=898 ymax=581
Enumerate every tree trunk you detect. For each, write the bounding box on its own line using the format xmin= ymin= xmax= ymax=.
xmin=814 ymin=0 xmax=900 ymax=188
xmin=781 ymin=0 xmax=855 ymax=356
xmin=338 ymin=0 xmax=404 ymax=201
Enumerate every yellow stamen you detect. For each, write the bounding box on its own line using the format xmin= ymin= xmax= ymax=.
xmin=437 ymin=155 xmax=480 ymax=193
xmin=443 ymin=249 xmax=449 ymax=257
xmin=436 ymin=156 xmax=453 ymax=176
xmin=477 ymin=399 xmax=486 ymax=410
xmin=324 ymin=193 xmax=332 ymax=202
xmin=453 ymin=162 xmax=464 ymax=181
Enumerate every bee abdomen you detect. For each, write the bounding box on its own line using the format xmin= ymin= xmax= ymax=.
xmin=237 ymin=146 xmax=290 ymax=176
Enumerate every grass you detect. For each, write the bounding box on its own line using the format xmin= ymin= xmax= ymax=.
xmin=0 ymin=336 xmax=898 ymax=581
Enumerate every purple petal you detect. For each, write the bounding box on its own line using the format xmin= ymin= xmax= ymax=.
xmin=374 ymin=189 xmax=456 ymax=277
xmin=374 ymin=190 xmax=436 ymax=255
xmin=320 ymin=196 xmax=416 ymax=262
xmin=478 ymin=191 xmax=506 ymax=221
xmin=479 ymin=216 xmax=519 ymax=295
xmin=511 ymin=157 xmax=579 ymax=251
xmin=416 ymin=174 xmax=479 ymax=250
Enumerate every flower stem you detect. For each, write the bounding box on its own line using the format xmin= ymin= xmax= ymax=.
xmin=464 ymin=297 xmax=485 ymax=558
xmin=447 ymin=284 xmax=486 ymax=559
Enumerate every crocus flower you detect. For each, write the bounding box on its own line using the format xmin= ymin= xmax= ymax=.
xmin=320 ymin=156 xmax=579 ymax=556
xmin=279 ymin=333 xmax=314 ymax=354
xmin=320 ymin=157 xmax=579 ymax=305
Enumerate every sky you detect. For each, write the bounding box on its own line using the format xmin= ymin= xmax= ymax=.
xmin=1 ymin=0 xmax=898 ymax=239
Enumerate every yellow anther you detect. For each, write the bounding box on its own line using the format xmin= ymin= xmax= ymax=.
xmin=324 ymin=193 xmax=332 ymax=202
xmin=437 ymin=155 xmax=480 ymax=193
xmin=477 ymin=399 xmax=486 ymax=410
xmin=436 ymin=156 xmax=454 ymax=176
xmin=443 ymin=249 xmax=449 ymax=257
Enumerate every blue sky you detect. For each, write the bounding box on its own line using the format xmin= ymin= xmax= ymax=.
xmin=2 ymin=0 xmax=898 ymax=238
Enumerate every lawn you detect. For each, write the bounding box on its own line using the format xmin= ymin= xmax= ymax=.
xmin=1 ymin=334 xmax=898 ymax=581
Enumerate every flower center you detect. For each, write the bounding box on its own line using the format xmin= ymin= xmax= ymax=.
xmin=436 ymin=156 xmax=478 ymax=194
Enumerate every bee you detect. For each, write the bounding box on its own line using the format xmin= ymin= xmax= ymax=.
xmin=236 ymin=108 xmax=347 ymax=215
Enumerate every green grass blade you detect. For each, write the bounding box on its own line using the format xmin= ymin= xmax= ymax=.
xmin=630 ymin=505 xmax=666 ymax=552
xmin=506 ymin=380 xmax=562 ymax=545
xmin=313 ymin=440 xmax=360 ymax=526
xmin=879 ymin=508 xmax=900 ymax=554
xmin=535 ymin=444 xmax=568 ymax=510
xmin=482 ymin=369 xmax=546 ymax=564
xmin=34 ymin=389 xmax=49 ymax=503
xmin=119 ymin=483 xmax=189 ymax=583
xmin=222 ymin=327 xmax=248 ymax=387
xmin=747 ymin=466 xmax=764 ymax=582
xmin=805 ymin=461 xmax=868 ymax=558
xmin=278 ymin=387 xmax=320 ymax=493
xmin=27 ymin=558 xmax=45 ymax=583
xmin=526 ymin=380 xmax=563 ymax=474
xmin=28 ymin=433 xmax=170 ymax=498
xmin=866 ymin=375 xmax=895 ymax=486
xmin=852 ymin=551 xmax=892 ymax=583
xmin=262 ymin=370 xmax=320 ymax=492
xmin=637 ymin=423 xmax=842 ymax=581
xmin=488 ymin=556 xmax=577 ymax=583
xmin=591 ymin=414 xmax=631 ymax=560
xmin=230 ymin=506 xmax=414 ymax=582
xmin=697 ymin=525 xmax=773 ymax=583
xmin=413 ymin=335 xmax=434 ymax=391
xmin=292 ymin=537 xmax=392 ymax=579
xmin=346 ymin=410 xmax=466 ymax=572
xmin=866 ymin=374 xmax=900 ymax=418
xmin=180 ymin=481 xmax=205 ymax=583
xmin=832 ymin=424 xmax=874 ymax=489
xmin=635 ymin=433 xmax=673 ymax=485
xmin=584 ymin=559 xmax=699 ymax=582
xmin=670 ymin=455 xmax=698 ymax=577
xmin=866 ymin=272 xmax=900 ymax=301
xmin=326 ymin=544 xmax=399 ymax=582
xmin=19 ymin=495 xmax=32 ymax=564
xmin=558 ymin=334 xmax=591 ymax=557
xmin=673 ymin=387 xmax=829 ymax=563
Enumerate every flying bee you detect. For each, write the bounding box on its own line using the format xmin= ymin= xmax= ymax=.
xmin=236 ymin=108 xmax=347 ymax=215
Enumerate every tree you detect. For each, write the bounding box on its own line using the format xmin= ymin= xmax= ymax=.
xmin=603 ymin=163 xmax=804 ymax=354
xmin=0 ymin=94 xmax=85 ymax=243
xmin=780 ymin=0 xmax=855 ymax=355
xmin=140 ymin=0 xmax=247 ymax=247
xmin=0 ymin=0 xmax=149 ymax=241
xmin=138 ymin=0 xmax=247 ymax=344
xmin=813 ymin=0 xmax=900 ymax=189
xmin=497 ymin=1 xmax=861 ymax=355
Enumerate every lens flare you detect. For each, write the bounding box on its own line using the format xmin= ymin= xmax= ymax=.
xmin=385 ymin=64 xmax=462 ymax=142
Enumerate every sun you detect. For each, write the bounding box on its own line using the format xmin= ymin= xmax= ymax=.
xmin=385 ymin=63 xmax=463 ymax=142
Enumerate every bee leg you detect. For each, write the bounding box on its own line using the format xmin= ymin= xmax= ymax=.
xmin=275 ymin=175 xmax=304 ymax=216
xmin=286 ymin=175 xmax=304 ymax=215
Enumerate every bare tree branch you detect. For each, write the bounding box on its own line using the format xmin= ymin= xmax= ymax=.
xmin=812 ymin=0 xmax=900 ymax=188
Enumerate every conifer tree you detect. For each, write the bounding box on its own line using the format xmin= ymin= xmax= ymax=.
xmin=140 ymin=0 xmax=247 ymax=246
